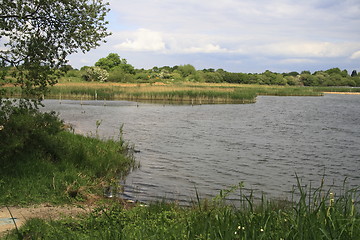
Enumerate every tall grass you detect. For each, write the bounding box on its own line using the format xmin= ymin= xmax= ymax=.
xmin=0 ymin=118 xmax=137 ymax=206
xmin=46 ymin=83 xmax=258 ymax=104
xmin=4 ymin=177 xmax=359 ymax=239
xmin=6 ymin=82 xmax=350 ymax=104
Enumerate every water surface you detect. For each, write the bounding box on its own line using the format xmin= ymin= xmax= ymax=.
xmin=43 ymin=94 xmax=360 ymax=204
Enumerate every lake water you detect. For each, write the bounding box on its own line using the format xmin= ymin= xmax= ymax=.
xmin=43 ymin=94 xmax=360 ymax=204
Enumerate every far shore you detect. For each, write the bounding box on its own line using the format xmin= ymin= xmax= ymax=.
xmin=324 ymin=92 xmax=360 ymax=95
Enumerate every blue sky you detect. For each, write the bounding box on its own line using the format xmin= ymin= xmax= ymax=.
xmin=68 ymin=0 xmax=360 ymax=73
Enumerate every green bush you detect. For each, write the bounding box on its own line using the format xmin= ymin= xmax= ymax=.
xmin=0 ymin=105 xmax=137 ymax=205
xmin=0 ymin=105 xmax=63 ymax=161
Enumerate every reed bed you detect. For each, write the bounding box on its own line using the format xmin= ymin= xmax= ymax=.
xmin=47 ymin=83 xmax=259 ymax=104
xmin=3 ymin=82 xmax=342 ymax=104
xmin=45 ymin=82 xmax=326 ymax=104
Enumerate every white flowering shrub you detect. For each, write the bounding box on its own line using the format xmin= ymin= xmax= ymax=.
xmin=82 ymin=66 xmax=109 ymax=82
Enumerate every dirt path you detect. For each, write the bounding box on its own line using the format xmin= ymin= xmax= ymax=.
xmin=0 ymin=204 xmax=93 ymax=237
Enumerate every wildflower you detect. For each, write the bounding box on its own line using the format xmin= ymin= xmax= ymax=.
xmin=0 ymin=125 xmax=3 ymax=131
xmin=260 ymin=228 xmax=264 ymax=232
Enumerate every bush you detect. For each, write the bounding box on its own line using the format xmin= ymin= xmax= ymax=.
xmin=82 ymin=66 xmax=109 ymax=82
xmin=0 ymin=105 xmax=137 ymax=205
xmin=108 ymin=67 xmax=135 ymax=82
xmin=0 ymin=105 xmax=64 ymax=162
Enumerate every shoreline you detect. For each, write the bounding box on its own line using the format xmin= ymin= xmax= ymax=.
xmin=324 ymin=92 xmax=360 ymax=95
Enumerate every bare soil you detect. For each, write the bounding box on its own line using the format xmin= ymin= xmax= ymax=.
xmin=0 ymin=204 xmax=93 ymax=237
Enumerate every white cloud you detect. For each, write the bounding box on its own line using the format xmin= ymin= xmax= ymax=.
xmin=183 ymin=44 xmax=228 ymax=54
xmin=258 ymin=42 xmax=360 ymax=58
xmin=115 ymin=28 xmax=165 ymax=52
xmin=278 ymin=58 xmax=317 ymax=64
xmin=350 ymin=50 xmax=360 ymax=59
xmin=66 ymin=0 xmax=360 ymax=72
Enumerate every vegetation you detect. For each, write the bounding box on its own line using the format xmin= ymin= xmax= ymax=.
xmin=0 ymin=107 xmax=137 ymax=206
xmin=52 ymin=54 xmax=360 ymax=88
xmin=0 ymin=0 xmax=110 ymax=106
xmin=3 ymin=179 xmax=359 ymax=239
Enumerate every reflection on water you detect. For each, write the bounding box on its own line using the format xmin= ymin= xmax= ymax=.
xmin=43 ymin=94 xmax=360 ymax=204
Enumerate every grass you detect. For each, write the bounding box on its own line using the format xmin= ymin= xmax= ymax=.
xmin=3 ymin=82 xmax=330 ymax=104
xmin=46 ymin=82 xmax=259 ymax=104
xmin=45 ymin=82 xmax=326 ymax=104
xmin=3 ymin=177 xmax=359 ymax=239
xmin=313 ymin=86 xmax=360 ymax=93
xmin=8 ymin=81 xmax=360 ymax=105
xmin=0 ymin=127 xmax=137 ymax=206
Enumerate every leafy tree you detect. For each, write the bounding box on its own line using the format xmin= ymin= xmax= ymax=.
xmin=0 ymin=0 xmax=111 ymax=106
xmin=325 ymin=68 xmax=342 ymax=75
xmin=177 ymin=64 xmax=197 ymax=78
xmin=351 ymin=70 xmax=358 ymax=77
xmin=299 ymin=73 xmax=319 ymax=86
xmin=95 ymin=53 xmax=126 ymax=71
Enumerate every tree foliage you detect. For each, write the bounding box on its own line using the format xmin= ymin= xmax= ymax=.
xmin=95 ymin=53 xmax=125 ymax=71
xmin=0 ymin=0 xmax=111 ymax=105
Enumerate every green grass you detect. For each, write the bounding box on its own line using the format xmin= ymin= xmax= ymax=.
xmin=9 ymin=82 xmax=359 ymax=105
xmin=313 ymin=86 xmax=360 ymax=93
xmin=3 ymin=178 xmax=359 ymax=239
xmin=0 ymin=129 xmax=137 ymax=206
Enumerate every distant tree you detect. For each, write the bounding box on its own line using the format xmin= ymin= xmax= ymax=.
xmin=283 ymin=71 xmax=299 ymax=77
xmin=177 ymin=64 xmax=197 ymax=78
xmin=0 ymin=0 xmax=110 ymax=106
xmin=325 ymin=68 xmax=341 ymax=75
xmin=95 ymin=53 xmax=126 ymax=71
xmin=300 ymin=73 xmax=319 ymax=86
xmin=112 ymin=64 xmax=135 ymax=75
xmin=152 ymin=66 xmax=160 ymax=73
xmin=59 ymin=65 xmax=74 ymax=72
xmin=351 ymin=70 xmax=358 ymax=77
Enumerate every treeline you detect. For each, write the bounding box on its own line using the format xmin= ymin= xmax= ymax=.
xmin=2 ymin=53 xmax=360 ymax=87
xmin=73 ymin=53 xmax=359 ymax=86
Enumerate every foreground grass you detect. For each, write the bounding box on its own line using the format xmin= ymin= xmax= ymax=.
xmin=0 ymin=130 xmax=136 ymax=206
xmin=3 ymin=180 xmax=359 ymax=240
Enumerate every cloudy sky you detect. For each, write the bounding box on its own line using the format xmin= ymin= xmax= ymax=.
xmin=68 ymin=0 xmax=360 ymax=73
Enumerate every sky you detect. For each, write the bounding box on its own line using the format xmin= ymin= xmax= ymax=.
xmin=68 ymin=0 xmax=360 ymax=73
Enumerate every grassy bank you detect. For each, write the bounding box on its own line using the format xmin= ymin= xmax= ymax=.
xmin=3 ymin=179 xmax=359 ymax=239
xmin=0 ymin=108 xmax=137 ymax=206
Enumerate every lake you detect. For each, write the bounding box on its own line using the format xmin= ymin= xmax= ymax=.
xmin=43 ymin=94 xmax=360 ymax=204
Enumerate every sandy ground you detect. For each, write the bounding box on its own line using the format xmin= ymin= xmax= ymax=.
xmin=0 ymin=204 xmax=93 ymax=237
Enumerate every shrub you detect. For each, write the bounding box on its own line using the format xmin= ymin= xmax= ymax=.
xmin=82 ymin=66 xmax=109 ymax=82
xmin=0 ymin=105 xmax=64 ymax=162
